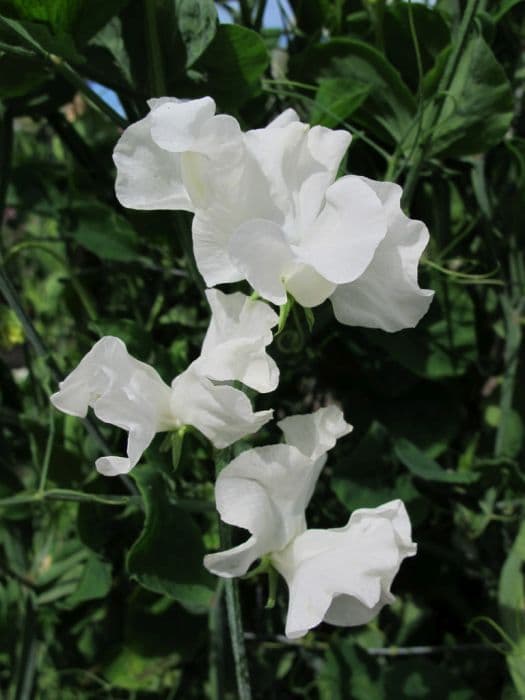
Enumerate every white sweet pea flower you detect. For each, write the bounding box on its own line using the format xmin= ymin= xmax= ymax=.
xmin=50 ymin=336 xmax=272 ymax=476
xmin=204 ymin=407 xmax=352 ymax=577
xmin=194 ymin=289 xmax=279 ymax=393
xmin=271 ymin=500 xmax=416 ymax=639
xmin=113 ymin=96 xmax=241 ymax=212
xmin=204 ymin=407 xmax=416 ymax=638
xmin=277 ymin=404 xmax=352 ymax=462
xmin=193 ymin=109 xmax=388 ymax=307
xmin=329 ymin=178 xmax=434 ymax=332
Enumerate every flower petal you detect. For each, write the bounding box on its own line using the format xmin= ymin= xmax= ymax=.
xmin=149 ymin=96 xmax=216 ymax=152
xmin=229 ymin=219 xmax=296 ymax=305
xmin=113 ymin=99 xmax=193 ymax=212
xmin=197 ymin=290 xmax=279 ymax=392
xmin=50 ymin=337 xmax=174 ymax=474
xmin=204 ymin=444 xmax=323 ymax=577
xmin=271 ymin=500 xmax=416 ymax=638
xmin=171 ymin=366 xmax=272 ymax=448
xmin=285 ymin=264 xmax=337 ymax=308
xmin=330 ymin=178 xmax=434 ymax=331
xmin=298 ymin=175 xmax=387 ymax=284
xmin=278 ymin=405 xmax=352 ymax=462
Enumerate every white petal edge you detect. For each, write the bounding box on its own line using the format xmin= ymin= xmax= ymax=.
xmin=330 ymin=177 xmax=434 ymax=332
xmin=278 ymin=405 xmax=352 ymax=462
xmin=171 ymin=365 xmax=273 ymax=448
xmin=113 ymin=99 xmax=193 ymax=212
xmin=298 ymin=175 xmax=387 ymax=285
xmin=204 ymin=444 xmax=324 ymax=577
xmin=271 ymin=499 xmax=416 ymax=639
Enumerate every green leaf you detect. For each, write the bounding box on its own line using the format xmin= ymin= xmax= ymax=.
xmin=0 ymin=0 xmax=82 ymax=33
xmin=103 ymin=646 xmax=182 ymax=692
xmin=62 ymin=553 xmax=112 ymax=609
xmin=394 ymin=438 xmax=479 ymax=484
xmin=492 ymin=0 xmax=525 ymax=21
xmin=383 ymin=3 xmax=450 ymax=92
xmin=499 ymin=521 xmax=525 ymax=697
xmin=71 ymin=201 xmax=140 ymax=262
xmin=0 ymin=0 xmax=131 ymax=44
xmin=291 ymin=38 xmax=415 ymax=143
xmin=126 ymin=466 xmax=214 ymax=613
xmin=311 ymin=79 xmax=370 ymax=128
xmin=176 ymin=0 xmax=217 ymax=67
xmin=195 ymin=24 xmax=269 ymax=108
xmin=365 ymin=287 xmax=477 ymax=380
xmin=427 ymin=37 xmax=514 ymax=157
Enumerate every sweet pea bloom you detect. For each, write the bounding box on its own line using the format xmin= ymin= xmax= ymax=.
xmin=50 ymin=336 xmax=271 ymax=476
xmin=204 ymin=407 xmax=416 ymax=638
xmin=50 ymin=291 xmax=277 ymax=475
xmin=114 ymin=97 xmax=433 ymax=331
xmin=195 ymin=289 xmax=279 ymax=393
xmin=113 ymin=96 xmax=241 ymax=212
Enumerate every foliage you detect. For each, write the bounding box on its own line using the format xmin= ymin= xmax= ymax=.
xmin=0 ymin=0 xmax=524 ymax=698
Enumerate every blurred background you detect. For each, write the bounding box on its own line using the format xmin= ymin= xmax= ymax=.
xmin=0 ymin=0 xmax=524 ymax=698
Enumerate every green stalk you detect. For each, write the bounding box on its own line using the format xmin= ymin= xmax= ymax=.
xmin=144 ymin=0 xmax=167 ymax=96
xmin=215 ymin=450 xmax=252 ymax=700
xmin=401 ymin=0 xmax=482 ymax=209
xmin=209 ymin=580 xmax=226 ymax=700
xmin=37 ymin=410 xmax=55 ymax=493
xmin=0 ymin=489 xmax=132 ymax=508
xmin=13 ymin=597 xmax=38 ymax=700
xmin=494 ymin=243 xmax=525 ymax=459
xmin=0 ymin=17 xmax=127 ymax=129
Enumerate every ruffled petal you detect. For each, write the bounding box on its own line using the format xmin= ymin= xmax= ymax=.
xmin=271 ymin=500 xmax=416 ymax=639
xmin=149 ymin=97 xmax=216 ymax=152
xmin=298 ymin=175 xmax=387 ymax=284
xmin=197 ymin=290 xmax=279 ymax=392
xmin=229 ymin=219 xmax=296 ymax=305
xmin=330 ymin=178 xmax=434 ymax=331
xmin=113 ymin=99 xmax=193 ymax=212
xmin=204 ymin=444 xmax=324 ymax=577
xmin=285 ymin=264 xmax=337 ymax=308
xmin=50 ymin=337 xmax=174 ymax=474
xmin=171 ymin=366 xmax=272 ymax=449
xmin=278 ymin=405 xmax=352 ymax=462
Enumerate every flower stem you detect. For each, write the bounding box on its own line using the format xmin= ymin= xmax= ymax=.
xmin=215 ymin=449 xmax=253 ymax=700
xmin=144 ymin=0 xmax=166 ymax=96
xmin=401 ymin=0 xmax=482 ymax=209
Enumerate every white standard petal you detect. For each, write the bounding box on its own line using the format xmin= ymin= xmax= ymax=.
xmin=171 ymin=365 xmax=272 ymax=449
xmin=149 ymin=97 xmax=216 ymax=152
xmin=330 ymin=178 xmax=434 ymax=332
xmin=197 ymin=289 xmax=279 ymax=393
xmin=298 ymin=175 xmax=387 ymax=285
xmin=271 ymin=500 xmax=417 ymax=639
xmin=244 ymin=119 xmax=350 ymax=235
xmin=278 ymin=405 xmax=352 ymax=462
xmin=113 ymin=99 xmax=193 ymax=212
xmin=228 ymin=219 xmax=297 ymax=305
xmin=50 ymin=337 xmax=175 ymax=475
xmin=204 ymin=444 xmax=324 ymax=578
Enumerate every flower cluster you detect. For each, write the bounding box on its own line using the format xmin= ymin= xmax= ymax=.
xmin=51 ymin=97 xmax=430 ymax=638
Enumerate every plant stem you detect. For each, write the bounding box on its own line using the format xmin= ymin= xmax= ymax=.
xmin=144 ymin=0 xmax=166 ymax=96
xmin=38 ymin=410 xmax=55 ymax=493
xmin=401 ymin=0 xmax=481 ymax=208
xmin=495 ymin=240 xmax=525 ymax=458
xmin=0 ymin=16 xmax=127 ymax=129
xmin=13 ymin=597 xmax=38 ymax=700
xmin=209 ymin=580 xmax=225 ymax=700
xmin=0 ymin=489 xmax=132 ymax=508
xmin=215 ymin=450 xmax=252 ymax=700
